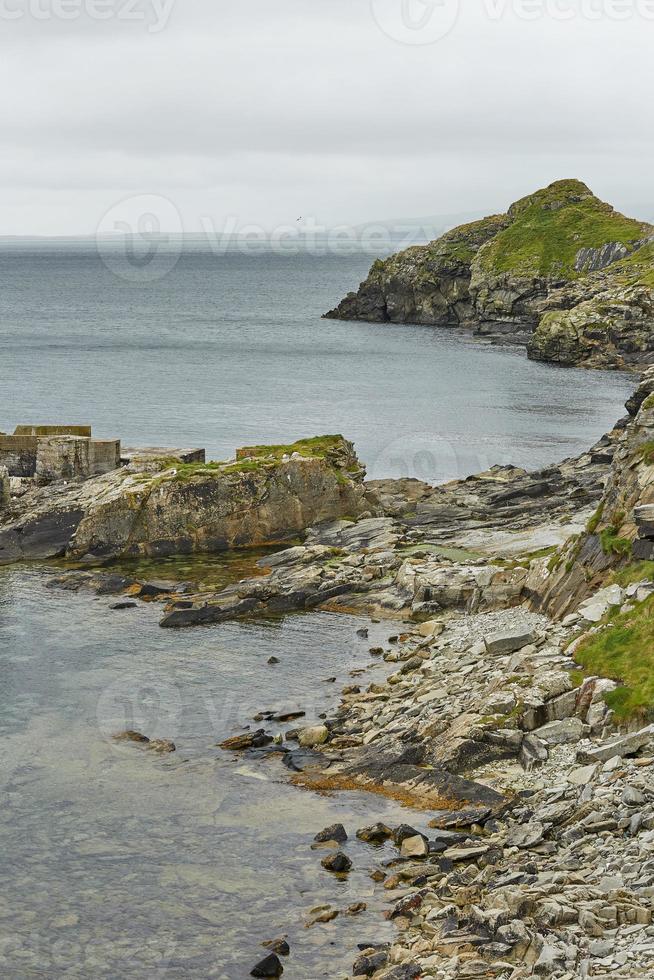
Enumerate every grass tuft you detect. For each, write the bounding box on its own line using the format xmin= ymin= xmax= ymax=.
xmin=575 ymin=594 xmax=654 ymax=721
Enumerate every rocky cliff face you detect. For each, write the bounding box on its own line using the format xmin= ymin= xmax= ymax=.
xmin=530 ymin=369 xmax=654 ymax=617
xmin=0 ymin=436 xmax=370 ymax=563
xmin=528 ymin=243 xmax=654 ymax=369
xmin=324 ymin=214 xmax=510 ymax=326
xmin=326 ymin=179 xmax=654 ymax=368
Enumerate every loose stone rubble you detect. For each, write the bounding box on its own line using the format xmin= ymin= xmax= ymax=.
xmin=276 ymin=602 xmax=654 ymax=979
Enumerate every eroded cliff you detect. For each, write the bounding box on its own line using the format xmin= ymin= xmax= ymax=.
xmin=326 ymin=179 xmax=654 ymax=368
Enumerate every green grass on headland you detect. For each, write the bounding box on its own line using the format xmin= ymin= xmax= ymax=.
xmin=612 ymin=561 xmax=654 ymax=587
xmin=235 ymin=435 xmax=346 ymax=462
xmin=477 ymin=180 xmax=649 ymax=280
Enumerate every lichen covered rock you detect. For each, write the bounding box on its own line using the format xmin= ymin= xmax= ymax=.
xmin=324 ymin=213 xmax=509 ymax=326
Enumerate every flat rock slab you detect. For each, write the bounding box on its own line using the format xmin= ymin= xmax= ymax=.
xmin=484 ymin=629 xmax=537 ymax=655
xmin=534 ymin=717 xmax=584 ymax=745
xmin=578 ymin=725 xmax=654 ymax=764
xmin=442 ymin=843 xmax=490 ymax=862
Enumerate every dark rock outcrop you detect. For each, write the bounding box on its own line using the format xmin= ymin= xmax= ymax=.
xmin=325 ymin=213 xmax=509 ymax=326
xmin=531 ymin=369 xmax=654 ymax=616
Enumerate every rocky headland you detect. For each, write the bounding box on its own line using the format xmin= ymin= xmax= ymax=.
xmin=7 ymin=374 xmax=654 ymax=977
xmin=325 ymin=179 xmax=654 ymax=371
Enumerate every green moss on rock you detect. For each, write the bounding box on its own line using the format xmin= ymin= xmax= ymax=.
xmin=476 ymin=179 xmax=649 ymax=280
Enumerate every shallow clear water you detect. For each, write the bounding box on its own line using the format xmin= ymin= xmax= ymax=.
xmin=0 ymin=566 xmax=428 ymax=979
xmin=0 ymin=242 xmax=633 ymax=482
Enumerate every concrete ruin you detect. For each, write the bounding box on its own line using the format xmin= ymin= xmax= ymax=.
xmin=0 ymin=425 xmax=120 ymax=483
xmin=0 ymin=466 xmax=9 ymax=510
xmin=0 ymin=424 xmax=208 ymax=490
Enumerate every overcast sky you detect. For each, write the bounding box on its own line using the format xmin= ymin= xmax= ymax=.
xmin=1 ymin=0 xmax=653 ymax=236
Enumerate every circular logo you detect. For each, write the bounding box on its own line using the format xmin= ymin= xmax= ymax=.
xmin=371 ymin=0 xmax=460 ymax=45
xmin=96 ymin=677 xmax=183 ymax=749
xmin=371 ymin=432 xmax=491 ymax=484
xmin=96 ymin=193 xmax=183 ymax=283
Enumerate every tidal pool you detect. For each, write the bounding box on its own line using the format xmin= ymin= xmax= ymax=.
xmin=0 ymin=565 xmax=430 ymax=979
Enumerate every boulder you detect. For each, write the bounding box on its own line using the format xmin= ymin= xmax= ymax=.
xmin=262 ymin=939 xmax=289 ymax=957
xmin=484 ymin=628 xmax=537 ymax=655
xmin=298 ymin=725 xmax=328 ymax=748
xmin=400 ymin=835 xmax=429 ymax=859
xmin=356 ymin=823 xmax=393 ymax=844
xmin=314 ymin=823 xmax=347 ymax=844
xmin=533 ymin=718 xmax=584 ymax=745
xmin=219 ymin=730 xmax=273 ymax=751
xmin=320 ymin=851 xmax=352 ymax=873
xmin=577 ymin=724 xmax=654 ymax=764
xmin=250 ymin=953 xmax=283 ymax=978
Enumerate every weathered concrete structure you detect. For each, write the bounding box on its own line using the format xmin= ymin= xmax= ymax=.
xmin=0 ymin=466 xmax=9 ymax=510
xmin=0 ymin=434 xmax=38 ymax=477
xmin=14 ymin=425 xmax=92 ymax=438
xmin=35 ymin=437 xmax=121 ymax=482
xmin=0 ymin=425 xmax=120 ymax=483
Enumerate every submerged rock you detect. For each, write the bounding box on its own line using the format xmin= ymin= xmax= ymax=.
xmin=262 ymin=938 xmax=289 ymax=957
xmin=314 ymin=823 xmax=348 ymax=844
xmin=146 ymin=739 xmax=176 ymax=754
xmin=320 ymin=851 xmax=352 ymax=874
xmin=113 ymin=730 xmax=149 ymax=744
xmin=250 ymin=952 xmax=283 ymax=977
xmin=356 ymin=823 xmax=393 ymax=845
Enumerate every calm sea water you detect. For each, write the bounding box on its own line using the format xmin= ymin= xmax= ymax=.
xmin=0 ymin=566 xmax=424 ymax=979
xmin=0 ymin=243 xmax=636 ymax=978
xmin=0 ymin=242 xmax=633 ymax=481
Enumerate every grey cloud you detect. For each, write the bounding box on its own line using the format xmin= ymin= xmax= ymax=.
xmin=0 ymin=0 xmax=652 ymax=233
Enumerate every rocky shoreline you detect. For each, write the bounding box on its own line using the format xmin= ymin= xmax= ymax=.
xmin=6 ymin=372 xmax=654 ymax=977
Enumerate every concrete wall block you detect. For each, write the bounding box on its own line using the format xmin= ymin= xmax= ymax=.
xmin=0 ymin=435 xmax=38 ymax=476
xmin=0 ymin=465 xmax=9 ymax=509
xmin=36 ymin=436 xmax=92 ymax=482
xmin=35 ymin=437 xmax=121 ymax=482
xmin=89 ymin=440 xmax=121 ymax=475
xmin=14 ymin=424 xmax=92 ymax=438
